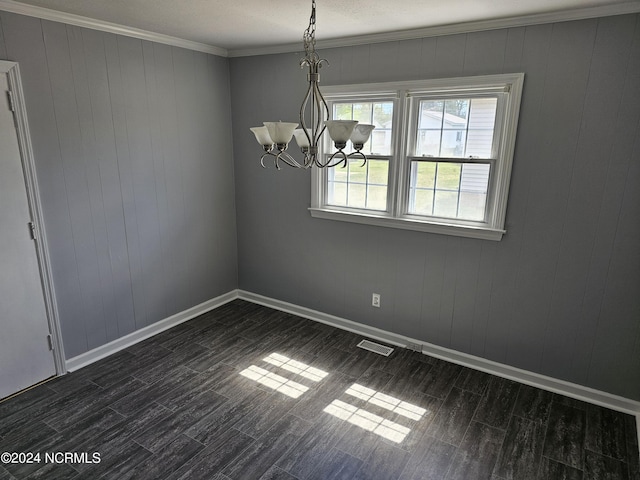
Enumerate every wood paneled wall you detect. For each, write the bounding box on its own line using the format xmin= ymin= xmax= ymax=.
xmin=230 ymin=15 xmax=640 ymax=399
xmin=0 ymin=12 xmax=238 ymax=358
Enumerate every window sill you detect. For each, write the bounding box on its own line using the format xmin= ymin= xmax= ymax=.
xmin=308 ymin=207 xmax=505 ymax=241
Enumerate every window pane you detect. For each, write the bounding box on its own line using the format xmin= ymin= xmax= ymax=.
xmin=367 ymin=185 xmax=387 ymax=210
xmin=415 ymin=97 xmax=497 ymax=158
xmin=435 ymin=163 xmax=461 ymax=190
xmin=373 ymin=103 xmax=394 ymax=128
xmin=348 ymin=161 xmax=367 ymax=183
xmin=460 ymin=163 xmax=490 ymax=194
xmin=416 ymin=130 xmax=441 ymax=157
xmin=328 ymin=181 xmax=347 ymax=206
xmin=352 ymin=103 xmax=373 ymax=123
xmin=419 ymin=100 xmax=444 ymax=128
xmin=370 ymin=130 xmax=392 ymax=155
xmin=445 ymin=99 xmax=469 ymax=127
xmin=331 ymin=164 xmax=348 ymax=183
xmin=410 ymin=189 xmax=434 ymax=216
xmin=433 ymin=191 xmax=459 ymax=217
xmin=409 ymin=161 xmax=489 ymax=221
xmin=413 ymin=162 xmax=436 ymax=189
xmin=440 ymin=129 xmax=466 ymax=157
xmin=348 ymin=183 xmax=366 ymax=208
xmin=458 ymin=192 xmax=487 ymax=221
xmin=367 ymin=160 xmax=388 ymax=185
xmin=334 ymin=103 xmax=353 ymax=119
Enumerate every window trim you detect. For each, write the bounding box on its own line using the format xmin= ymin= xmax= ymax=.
xmin=310 ymin=73 xmax=525 ymax=241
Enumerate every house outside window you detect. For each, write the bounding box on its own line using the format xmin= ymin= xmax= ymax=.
xmin=310 ymin=73 xmax=525 ymax=241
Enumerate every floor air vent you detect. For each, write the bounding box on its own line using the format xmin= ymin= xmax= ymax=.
xmin=357 ymin=340 xmax=394 ymax=356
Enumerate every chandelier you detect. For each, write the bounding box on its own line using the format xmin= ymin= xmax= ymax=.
xmin=250 ymin=0 xmax=375 ymax=170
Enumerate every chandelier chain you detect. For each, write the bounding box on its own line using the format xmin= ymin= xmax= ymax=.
xmin=250 ymin=0 xmax=373 ymax=169
xmin=303 ymin=0 xmax=318 ymax=61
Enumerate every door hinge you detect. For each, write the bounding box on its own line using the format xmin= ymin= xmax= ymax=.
xmin=28 ymin=221 xmax=37 ymax=240
xmin=7 ymin=90 xmax=16 ymax=112
xmin=47 ymin=334 xmax=54 ymax=351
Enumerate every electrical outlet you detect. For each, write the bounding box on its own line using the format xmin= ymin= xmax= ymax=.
xmin=372 ymin=293 xmax=381 ymax=308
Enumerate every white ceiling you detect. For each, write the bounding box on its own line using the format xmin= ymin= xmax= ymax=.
xmin=3 ymin=0 xmax=640 ymax=56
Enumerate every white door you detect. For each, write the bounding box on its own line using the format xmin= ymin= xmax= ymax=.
xmin=0 ymin=70 xmax=56 ymax=399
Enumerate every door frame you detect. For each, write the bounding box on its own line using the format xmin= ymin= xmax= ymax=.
xmin=1 ymin=60 xmax=66 ymax=376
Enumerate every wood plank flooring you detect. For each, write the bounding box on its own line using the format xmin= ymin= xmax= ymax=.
xmin=1 ymin=299 xmax=638 ymax=479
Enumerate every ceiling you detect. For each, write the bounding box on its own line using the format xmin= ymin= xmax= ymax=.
xmin=3 ymin=0 xmax=640 ymax=56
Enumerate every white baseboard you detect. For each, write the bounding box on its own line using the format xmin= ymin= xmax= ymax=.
xmin=62 ymin=287 xmax=640 ymax=448
xmin=65 ymin=290 xmax=239 ymax=372
xmin=238 ymin=290 xmax=640 ymax=419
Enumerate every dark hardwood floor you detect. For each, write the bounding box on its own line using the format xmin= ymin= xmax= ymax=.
xmin=1 ymin=299 xmax=638 ymax=479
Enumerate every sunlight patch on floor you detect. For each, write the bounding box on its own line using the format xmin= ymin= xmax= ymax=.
xmin=324 ymin=399 xmax=411 ymax=443
xmin=238 ymin=353 xmax=330 ymax=398
xmin=262 ymin=353 xmax=328 ymax=382
xmin=345 ymin=383 xmax=427 ymax=420
xmin=239 ymin=365 xmax=309 ymax=398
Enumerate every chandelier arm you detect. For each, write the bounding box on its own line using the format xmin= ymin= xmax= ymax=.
xmin=260 ymin=152 xmax=271 ymax=169
xmin=313 ymin=156 xmax=326 ymax=168
xmin=299 ymin=81 xmax=313 ymax=143
xmin=300 ymin=59 xmax=329 ymax=168
xmin=347 ymin=150 xmax=368 ymax=167
xmin=324 ymin=150 xmax=349 ymax=168
xmin=312 ymin=80 xmax=328 ymax=145
xmin=299 ymin=82 xmax=316 ymax=170
xmin=314 ymin=149 xmax=332 ymax=168
xmin=259 ymin=150 xmax=303 ymax=170
xmin=310 ymin=81 xmax=316 ymax=154
xmin=260 ymin=151 xmax=284 ymax=170
xmin=276 ymin=151 xmax=304 ymax=169
xmin=260 ymin=145 xmax=276 ymax=168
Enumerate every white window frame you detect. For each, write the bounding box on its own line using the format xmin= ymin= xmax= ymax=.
xmin=310 ymin=73 xmax=524 ymax=241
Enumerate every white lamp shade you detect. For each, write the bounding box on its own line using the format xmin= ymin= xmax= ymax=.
xmin=250 ymin=126 xmax=274 ymax=146
xmin=264 ymin=122 xmax=298 ymax=144
xmin=293 ymin=129 xmax=311 ymax=148
xmin=325 ymin=120 xmax=358 ymax=143
xmin=350 ymin=124 xmax=375 ymax=144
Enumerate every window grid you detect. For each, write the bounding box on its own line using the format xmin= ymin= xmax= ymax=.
xmin=413 ymin=97 xmax=498 ymax=159
xmin=403 ymin=92 xmax=499 ymax=223
xmin=326 ymin=100 xmax=394 ymax=211
xmin=327 ymin=159 xmax=389 ymax=211
xmin=407 ymin=160 xmax=491 ymax=222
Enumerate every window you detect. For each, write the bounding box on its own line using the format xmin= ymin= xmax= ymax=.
xmin=310 ymin=74 xmax=524 ymax=241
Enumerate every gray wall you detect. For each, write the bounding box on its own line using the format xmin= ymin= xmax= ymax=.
xmin=1 ymin=8 xmax=637 ymax=400
xmin=230 ymin=15 xmax=640 ymax=400
xmin=0 ymin=12 xmax=238 ymax=358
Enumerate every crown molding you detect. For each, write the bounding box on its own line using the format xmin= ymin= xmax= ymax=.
xmin=1 ymin=0 xmax=639 ymax=59
xmin=227 ymin=1 xmax=640 ymax=57
xmin=0 ymin=0 xmax=228 ymax=57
